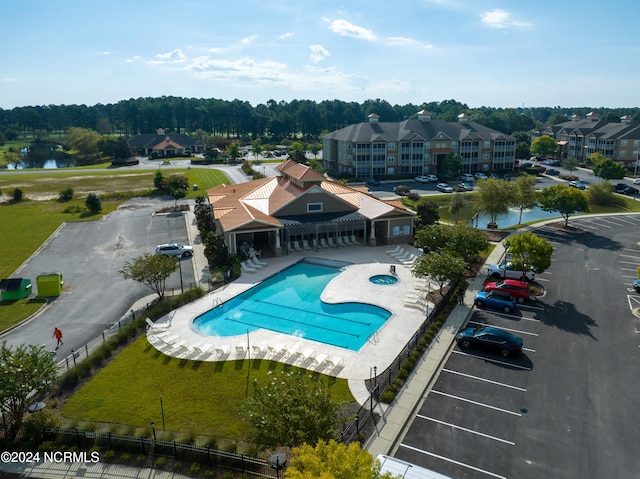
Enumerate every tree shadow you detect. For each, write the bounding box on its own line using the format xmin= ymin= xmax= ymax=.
xmin=537 ymin=299 xmax=598 ymax=339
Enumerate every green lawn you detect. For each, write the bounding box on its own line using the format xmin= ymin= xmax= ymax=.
xmin=62 ymin=336 xmax=354 ymax=439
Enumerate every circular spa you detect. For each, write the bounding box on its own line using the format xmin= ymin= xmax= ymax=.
xmin=369 ymin=275 xmax=399 ymax=286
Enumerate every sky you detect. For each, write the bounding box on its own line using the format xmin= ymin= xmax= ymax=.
xmin=2 ymin=0 xmax=640 ymax=110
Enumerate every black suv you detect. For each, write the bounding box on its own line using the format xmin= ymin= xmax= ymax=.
xmin=366 ymin=178 xmax=380 ymax=187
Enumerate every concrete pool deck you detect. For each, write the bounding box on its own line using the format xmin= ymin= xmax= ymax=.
xmin=147 ymin=243 xmax=439 ymax=406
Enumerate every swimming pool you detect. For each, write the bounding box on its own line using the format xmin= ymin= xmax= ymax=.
xmin=193 ymin=260 xmax=391 ymax=351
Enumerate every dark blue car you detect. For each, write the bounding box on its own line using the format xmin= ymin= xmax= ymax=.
xmin=456 ymin=326 xmax=523 ymax=357
xmin=473 ymin=291 xmax=517 ymax=313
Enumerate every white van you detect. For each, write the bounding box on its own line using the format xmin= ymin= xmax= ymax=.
xmin=376 ymin=455 xmax=453 ymax=479
xmin=459 ymin=173 xmax=474 ymax=182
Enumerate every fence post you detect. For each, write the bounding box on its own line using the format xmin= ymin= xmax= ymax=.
xmin=108 ymin=431 xmax=112 ymax=450
xmin=140 ymin=436 xmax=145 ymax=454
xmin=85 ymin=344 xmax=89 ymax=357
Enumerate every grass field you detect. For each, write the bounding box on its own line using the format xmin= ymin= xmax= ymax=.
xmin=61 ymin=335 xmax=354 ymax=440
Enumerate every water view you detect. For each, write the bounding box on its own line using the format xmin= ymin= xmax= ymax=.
xmin=473 ymin=206 xmax=559 ymax=229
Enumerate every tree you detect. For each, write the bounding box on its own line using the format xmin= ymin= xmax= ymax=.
xmin=3 ymin=150 xmax=21 ymax=169
xmin=119 ymin=253 xmax=178 ymax=301
xmin=442 ymin=152 xmax=462 ymax=177
xmin=511 ymin=174 xmax=538 ymax=224
xmin=308 ymin=143 xmax=322 ymax=158
xmin=250 ymin=139 xmax=262 ymax=162
xmin=162 ymin=173 xmax=189 ymax=206
xmin=537 ymin=184 xmax=589 ymax=227
xmin=288 ymin=141 xmax=307 ymax=163
xmin=202 ymin=231 xmax=229 ymax=270
xmin=59 ymin=188 xmax=74 ymax=201
xmin=588 ymin=181 xmax=625 ymax=207
xmin=111 ymin=137 xmax=134 ymax=163
xmin=11 ymin=188 xmax=24 ymax=202
xmin=503 ymin=231 xmax=553 ymax=276
xmin=561 ymin=157 xmax=579 ymax=174
xmin=64 ymin=127 xmax=101 ymax=162
xmin=590 ymin=153 xmax=626 ymax=179
xmin=411 ymin=251 xmax=466 ymax=295
xmin=414 ymin=199 xmax=440 ymax=229
xmin=85 ymin=192 xmax=102 ymax=213
xmin=239 ymin=370 xmax=344 ymax=448
xmin=153 ymin=170 xmax=164 ymax=190
xmin=226 ymin=140 xmax=241 ymax=163
xmin=0 ymin=342 xmax=58 ymax=440
xmin=284 ymin=440 xmax=395 ymax=479
xmin=474 ymin=178 xmax=513 ymax=227
xmin=449 ymin=192 xmax=466 ymax=223
xmin=414 ymin=224 xmax=488 ymax=262
xmin=530 ymin=135 xmax=557 ymax=159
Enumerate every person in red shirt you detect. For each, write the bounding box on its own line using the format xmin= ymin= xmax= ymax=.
xmin=53 ymin=327 xmax=63 ymax=349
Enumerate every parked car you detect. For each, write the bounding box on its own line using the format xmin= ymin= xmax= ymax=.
xmin=456 ymin=326 xmax=523 ymax=357
xmin=501 ymin=174 xmax=511 ymax=181
xmin=569 ymin=180 xmax=586 ymax=190
xmin=155 ymin=243 xmax=193 ymax=258
xmin=415 ymin=174 xmax=438 ymax=183
xmin=483 ymin=279 xmax=531 ymax=303
xmin=487 ymin=262 xmax=535 ymax=282
xmin=543 ymin=159 xmax=561 ymax=166
xmin=623 ymin=186 xmax=639 ymax=195
xmin=545 ymin=169 xmax=560 ymax=176
xmin=366 ymin=178 xmax=380 ymax=187
xmin=459 ymin=173 xmax=474 ymax=182
xmin=473 ymin=291 xmax=517 ymax=313
xmin=394 ymin=185 xmax=411 ymax=196
xmin=474 ymin=172 xmax=488 ymax=180
xmin=634 ymin=279 xmax=640 ymax=293
xmin=457 ymin=182 xmax=474 ymax=191
xmin=436 ymin=183 xmax=454 ymax=193
xmin=633 ymin=178 xmax=640 ymax=185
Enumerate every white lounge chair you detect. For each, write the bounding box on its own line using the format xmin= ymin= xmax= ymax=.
xmin=173 ymin=339 xmax=189 ymax=350
xmin=386 ymin=245 xmax=403 ymax=255
xmin=350 ymin=234 xmax=359 ymax=245
xmin=326 ymin=356 xmax=344 ymax=369
xmin=336 ymin=236 xmax=345 ymax=247
xmin=145 ymin=317 xmax=169 ymax=330
xmin=390 ymin=248 xmax=409 ymax=259
xmin=267 ymin=343 xmax=285 ymax=358
xmin=327 ymin=237 xmax=336 ymax=248
xmin=302 ymin=240 xmax=311 ymax=250
xmin=249 ymin=257 xmax=264 ymax=269
xmin=235 ymin=344 xmax=246 ymax=357
xmin=253 ymin=256 xmax=268 ymax=267
xmin=287 ymin=345 xmax=302 ymax=363
xmin=319 ymin=238 xmax=329 ymax=248
xmin=302 ymin=348 xmax=316 ymax=363
xmin=162 ymin=334 xmax=180 ymax=345
xmin=241 ymin=261 xmax=257 ymax=273
xmin=342 ymin=236 xmax=352 ymax=246
xmin=315 ymin=353 xmax=328 ymax=368
xmin=400 ymin=254 xmax=418 ymax=265
xmin=294 ymin=241 xmax=303 ymax=251
xmin=251 ymin=344 xmax=266 ymax=358
xmin=153 ymin=330 xmax=172 ymax=340
xmin=289 ymin=242 xmax=297 ymax=252
xmin=312 ymin=238 xmax=319 ymax=249
xmin=215 ymin=345 xmax=230 ymax=358
xmin=193 ymin=344 xmax=213 ymax=355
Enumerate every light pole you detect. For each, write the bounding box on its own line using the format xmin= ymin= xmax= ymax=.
xmin=178 ymin=257 xmax=184 ymax=293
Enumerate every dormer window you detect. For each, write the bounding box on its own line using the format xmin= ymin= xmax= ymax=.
xmin=307 ymin=202 xmax=323 ymax=213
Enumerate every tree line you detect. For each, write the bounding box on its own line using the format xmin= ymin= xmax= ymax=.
xmin=2 ymin=96 xmax=640 ymax=144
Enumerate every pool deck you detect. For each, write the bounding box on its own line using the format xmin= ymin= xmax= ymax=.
xmin=147 ymin=243 xmax=439 ymax=406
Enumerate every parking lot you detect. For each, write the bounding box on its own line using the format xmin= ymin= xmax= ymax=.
xmin=393 ymin=215 xmax=640 ymax=478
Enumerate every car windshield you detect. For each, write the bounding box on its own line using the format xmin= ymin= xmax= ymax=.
xmin=495 ymin=281 xmax=505 ymax=287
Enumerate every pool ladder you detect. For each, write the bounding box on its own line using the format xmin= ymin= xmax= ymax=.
xmin=212 ymin=297 xmax=222 ymax=307
xmin=367 ymin=331 xmax=379 ymax=345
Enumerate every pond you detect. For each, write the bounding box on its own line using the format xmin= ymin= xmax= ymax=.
xmin=473 ymin=206 xmax=559 ymax=229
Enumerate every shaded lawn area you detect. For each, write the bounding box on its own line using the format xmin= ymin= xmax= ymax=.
xmin=62 ymin=336 xmax=354 ymax=439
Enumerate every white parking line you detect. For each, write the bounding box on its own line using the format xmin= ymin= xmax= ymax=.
xmin=416 ymin=415 xmax=516 ymax=445
xmin=442 ymin=368 xmax=527 ymax=391
xmin=452 ymin=350 xmax=533 ymax=370
xmin=431 ymin=390 xmax=522 ymax=416
xmin=523 ymin=347 xmax=536 ymax=353
xmin=399 ymin=443 xmax=507 ymax=479
xmin=519 ymin=304 xmax=544 ymax=312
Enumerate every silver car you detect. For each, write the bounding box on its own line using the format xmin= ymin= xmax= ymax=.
xmin=155 ymin=243 xmax=193 ymax=258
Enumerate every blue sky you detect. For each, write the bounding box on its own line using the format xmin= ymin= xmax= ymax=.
xmin=2 ymin=0 xmax=640 ymax=110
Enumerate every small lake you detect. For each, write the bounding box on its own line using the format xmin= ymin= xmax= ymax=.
xmin=473 ymin=206 xmax=559 ymax=229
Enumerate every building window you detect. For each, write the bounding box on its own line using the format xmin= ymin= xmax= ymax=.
xmin=483 ymin=152 xmax=490 ymax=160
xmin=425 ymin=142 xmax=430 ymax=149
xmin=484 ymin=141 xmax=490 ymax=148
xmin=307 ymin=203 xmax=323 ymax=213
xmin=388 ymin=142 xmax=395 ymax=150
xmin=621 ymin=140 xmax=628 ymax=147
xmin=388 ymin=155 xmax=395 ymax=162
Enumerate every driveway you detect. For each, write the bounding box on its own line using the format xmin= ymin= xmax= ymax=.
xmin=1 ymin=197 xmax=194 ymax=358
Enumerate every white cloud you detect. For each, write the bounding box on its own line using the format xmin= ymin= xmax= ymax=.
xmin=207 ymin=47 xmax=228 ymax=54
xmin=328 ymin=19 xmax=376 ymax=41
xmin=97 ymin=51 xmax=110 ymax=56
xmin=278 ymin=32 xmax=294 ymax=40
xmin=387 ymin=36 xmax=433 ymax=49
xmin=309 ymin=44 xmax=330 ymax=63
xmin=152 ymin=49 xmax=188 ymax=63
xmin=239 ymin=36 xmax=257 ymax=47
xmin=481 ymin=9 xmax=532 ymax=29
xmin=125 ymin=56 xmax=142 ymax=63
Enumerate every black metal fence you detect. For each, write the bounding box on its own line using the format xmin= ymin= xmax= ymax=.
xmin=42 ymin=427 xmax=278 ymax=478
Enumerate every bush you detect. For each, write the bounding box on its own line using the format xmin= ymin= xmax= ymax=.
xmin=190 ymin=463 xmax=201 ymax=476
xmin=11 ymin=188 xmax=23 ymax=202
xmin=59 ymin=188 xmax=74 ymax=201
xmin=103 ymin=450 xmax=117 ymax=460
xmin=407 ymin=191 xmax=420 ymax=201
xmin=62 ymin=205 xmax=84 ymax=214
xmin=380 ymin=391 xmax=396 ymax=404
xmin=156 ymin=456 xmax=168 ymax=469
xmin=85 ymin=193 xmax=102 ymax=213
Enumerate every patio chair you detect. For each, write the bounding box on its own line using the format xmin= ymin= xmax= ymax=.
xmin=342 ymin=236 xmax=352 ymax=246
xmin=350 ymin=234 xmax=359 ymax=245
xmin=302 ymin=239 xmax=311 ymax=250
xmin=145 ymin=317 xmax=169 ymax=330
xmin=249 ymin=257 xmax=264 ymax=269
xmin=266 ymin=343 xmax=284 ymax=358
xmin=336 ymin=236 xmax=345 ymax=247
xmin=312 ymin=238 xmax=319 ymax=249
xmin=153 ymin=330 xmax=172 ymax=340
xmin=294 ymin=241 xmax=303 ymax=251
xmin=315 ymin=353 xmax=329 ymax=369
xmin=161 ymin=334 xmax=180 ymax=345
xmin=193 ymin=344 xmax=213 ymax=355
xmin=235 ymin=344 xmax=246 ymax=357
xmin=251 ymin=344 xmax=266 ymax=358
xmin=289 ymin=242 xmax=298 ymax=252
xmin=215 ymin=345 xmax=230 ymax=358
xmin=286 ymin=345 xmax=302 ymax=363
xmin=241 ymin=261 xmax=257 ymax=273
xmin=319 ymin=238 xmax=329 ymax=248
xmin=327 ymin=237 xmax=336 ymax=248
xmin=385 ymin=245 xmax=403 ymax=255
xmin=326 ymin=356 xmax=344 ymax=369
xmin=302 ymin=348 xmax=316 ymax=363
xmin=253 ymin=256 xmax=268 ymax=267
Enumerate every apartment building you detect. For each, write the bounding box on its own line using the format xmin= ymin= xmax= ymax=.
xmin=532 ymin=113 xmax=640 ymax=167
xmin=322 ymin=110 xmax=516 ymax=178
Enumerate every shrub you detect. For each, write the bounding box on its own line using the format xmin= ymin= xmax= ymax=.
xmin=103 ymin=450 xmax=116 ymax=460
xmin=397 ymin=368 xmax=409 ymax=380
xmin=155 ymin=456 xmax=168 ymax=469
xmin=11 ymin=188 xmax=23 ymax=202
xmin=380 ymin=391 xmax=396 ymax=404
xmin=120 ymin=452 xmax=132 ymax=462
xmin=189 ymin=463 xmax=201 ymax=476
xmin=59 ymin=188 xmax=74 ymax=201
xmin=62 ymin=205 xmax=83 ymax=214
xmin=85 ymin=192 xmax=102 ymax=213
xmin=407 ymin=191 xmax=420 ymax=201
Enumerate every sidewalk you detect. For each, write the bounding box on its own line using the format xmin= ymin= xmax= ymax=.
xmin=0 ymin=460 xmax=193 ymax=479
xmin=365 ymin=240 xmax=507 ymax=457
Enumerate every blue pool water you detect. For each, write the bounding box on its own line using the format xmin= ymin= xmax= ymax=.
xmin=193 ymin=260 xmax=391 ymax=351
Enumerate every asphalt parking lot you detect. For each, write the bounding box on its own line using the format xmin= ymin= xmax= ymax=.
xmin=393 ymin=214 xmax=640 ymax=479
xmin=2 ymin=197 xmax=195 ymax=358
